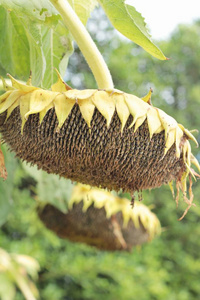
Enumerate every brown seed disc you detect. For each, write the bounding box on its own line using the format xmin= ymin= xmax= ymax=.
xmin=38 ymin=202 xmax=150 ymax=251
xmin=0 ymin=105 xmax=185 ymax=193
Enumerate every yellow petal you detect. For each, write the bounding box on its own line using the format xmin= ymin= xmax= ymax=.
xmin=78 ymin=98 xmax=95 ymax=128
xmin=185 ymin=141 xmax=192 ymax=168
xmin=130 ymin=206 xmax=140 ymax=228
xmin=124 ymin=94 xmax=148 ymax=128
xmin=182 ymin=141 xmax=196 ymax=179
xmin=178 ymin=123 xmax=198 ymax=147
xmin=147 ymin=107 xmax=162 ymax=138
xmin=154 ymin=125 xmax=164 ymax=134
xmin=134 ymin=115 xmax=146 ymax=132
xmin=103 ymin=88 xmax=124 ymax=95
xmin=0 ymin=90 xmax=22 ymax=114
xmin=0 ymin=90 xmax=13 ymax=104
xmin=51 ymin=69 xmax=71 ymax=92
xmin=115 ymin=94 xmax=130 ymax=132
xmin=82 ymin=195 xmax=93 ymax=212
xmin=20 ymin=93 xmax=32 ymax=133
xmin=164 ymin=128 xmax=176 ymax=156
xmin=7 ymin=74 xmax=38 ymax=92
xmin=25 ymin=90 xmax=58 ymax=119
xmin=0 ymin=76 xmax=13 ymax=91
xmin=121 ymin=205 xmax=133 ymax=228
xmin=175 ymin=126 xmax=184 ymax=158
xmin=39 ymin=103 xmax=54 ymax=124
xmin=92 ymin=91 xmax=115 ymax=127
xmin=157 ymin=108 xmax=178 ymax=140
xmin=53 ymin=94 xmax=75 ymax=128
xmin=6 ymin=99 xmax=20 ymax=120
xmin=66 ymin=89 xmax=96 ymax=100
xmin=190 ymin=154 xmax=200 ymax=173
xmin=182 ymin=141 xmax=188 ymax=164
xmin=141 ymin=88 xmax=153 ymax=104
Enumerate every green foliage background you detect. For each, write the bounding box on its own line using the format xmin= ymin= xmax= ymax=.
xmin=0 ymin=6 xmax=200 ymax=300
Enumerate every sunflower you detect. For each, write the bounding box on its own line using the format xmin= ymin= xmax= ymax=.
xmin=0 ymin=73 xmax=199 ymax=219
xmin=39 ymin=184 xmax=161 ymax=251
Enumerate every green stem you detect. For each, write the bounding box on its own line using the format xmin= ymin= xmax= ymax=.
xmin=50 ymin=0 xmax=114 ymax=89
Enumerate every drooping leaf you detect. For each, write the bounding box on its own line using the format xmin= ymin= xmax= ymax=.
xmin=74 ymin=0 xmax=98 ymax=25
xmin=98 ymin=0 xmax=167 ymax=60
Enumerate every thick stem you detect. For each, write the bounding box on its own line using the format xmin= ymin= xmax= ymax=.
xmin=50 ymin=0 xmax=114 ymax=89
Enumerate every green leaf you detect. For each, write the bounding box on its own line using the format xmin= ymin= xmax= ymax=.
xmin=0 ymin=274 xmax=16 ymax=300
xmin=74 ymin=0 xmax=98 ymax=25
xmin=0 ymin=0 xmax=98 ymax=88
xmin=22 ymin=163 xmax=74 ymax=213
xmin=0 ymin=0 xmax=58 ymax=23
xmin=0 ymin=8 xmax=30 ymax=80
xmin=24 ymin=21 xmax=46 ymax=86
xmin=41 ymin=21 xmax=73 ymax=88
xmin=0 ymin=1 xmax=74 ymax=88
xmin=98 ymin=0 xmax=167 ymax=60
xmin=0 ymin=147 xmax=17 ymax=227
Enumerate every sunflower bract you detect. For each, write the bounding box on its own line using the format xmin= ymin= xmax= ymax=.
xmin=0 ymin=74 xmax=199 ymax=213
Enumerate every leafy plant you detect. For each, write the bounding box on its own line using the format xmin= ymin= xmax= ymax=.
xmin=0 ymin=7 xmax=199 ymax=297
xmin=0 ymin=248 xmax=39 ymax=300
xmin=0 ymin=0 xmax=167 ymax=89
xmin=0 ymin=0 xmax=199 ymax=223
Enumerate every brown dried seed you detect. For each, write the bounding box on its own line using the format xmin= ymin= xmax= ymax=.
xmin=0 ymin=106 xmax=186 ymax=193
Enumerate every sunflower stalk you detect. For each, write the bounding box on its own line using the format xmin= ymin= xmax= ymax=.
xmin=50 ymin=0 xmax=114 ymax=90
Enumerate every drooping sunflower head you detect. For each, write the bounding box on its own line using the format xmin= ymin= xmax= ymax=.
xmin=39 ymin=184 xmax=161 ymax=251
xmin=0 ymin=72 xmax=199 ymax=219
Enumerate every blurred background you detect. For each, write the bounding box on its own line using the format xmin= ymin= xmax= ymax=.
xmin=0 ymin=6 xmax=200 ymax=300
